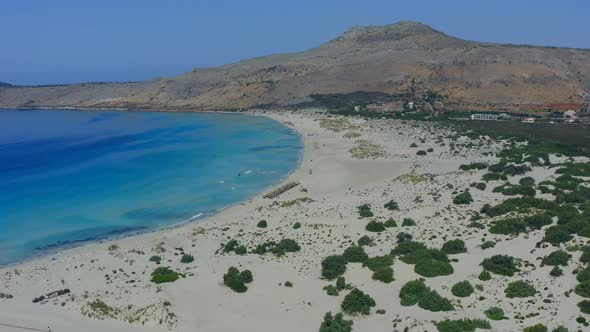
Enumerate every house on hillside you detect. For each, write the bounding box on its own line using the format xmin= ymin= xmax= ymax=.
xmin=471 ymin=113 xmax=499 ymax=121
xmin=564 ymin=110 xmax=577 ymax=119
xmin=522 ymin=117 xmax=535 ymax=124
xmin=367 ymin=101 xmax=392 ymax=112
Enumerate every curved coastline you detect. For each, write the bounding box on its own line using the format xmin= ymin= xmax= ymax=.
xmin=0 ymin=109 xmax=305 ymax=267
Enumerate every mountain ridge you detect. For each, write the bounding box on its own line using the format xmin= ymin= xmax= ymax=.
xmin=1 ymin=21 xmax=589 ymax=112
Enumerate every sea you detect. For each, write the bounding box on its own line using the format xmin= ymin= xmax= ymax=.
xmin=0 ymin=109 xmax=302 ymax=265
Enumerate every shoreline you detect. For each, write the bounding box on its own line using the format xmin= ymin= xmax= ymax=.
xmin=0 ymin=109 xmax=306 ymax=269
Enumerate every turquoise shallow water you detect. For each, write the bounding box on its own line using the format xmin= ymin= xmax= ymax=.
xmin=0 ymin=109 xmax=301 ymax=265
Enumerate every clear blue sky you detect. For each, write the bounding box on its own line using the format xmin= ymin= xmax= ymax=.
xmin=1 ymin=0 xmax=588 ymax=86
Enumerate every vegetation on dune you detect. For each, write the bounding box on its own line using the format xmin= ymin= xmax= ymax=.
xmin=150 ymin=267 xmax=180 ymax=284
xmin=451 ymin=280 xmax=474 ymax=298
xmin=481 ymin=255 xmax=518 ymax=276
xmin=357 ymin=204 xmax=374 ymax=218
xmin=322 ymin=255 xmax=347 ymax=279
xmin=399 ymin=279 xmax=454 ymax=312
xmin=436 ymin=319 xmax=491 ymax=332
xmin=384 ymin=218 xmax=397 ymax=228
xmin=365 ymin=220 xmax=386 ymax=232
xmin=223 ymin=266 xmax=253 ymax=293
xmin=541 ymin=250 xmax=569 ymax=266
xmin=319 ymin=312 xmax=353 ymax=332
xmin=180 ymin=254 xmax=194 ymax=263
xmin=342 ymin=246 xmax=369 ymax=263
xmin=384 ymin=200 xmax=399 ymax=210
xmin=484 ymin=306 xmax=506 ymax=320
xmin=340 ymin=288 xmax=376 ymax=315
xmin=523 ymin=324 xmax=548 ymax=332
xmin=257 ymin=220 xmax=267 ymax=228
xmin=402 ymin=217 xmax=417 ymax=226
xmin=441 ymin=239 xmax=467 ymax=254
xmin=505 ymin=280 xmax=536 ymax=298
xmin=453 ymin=190 xmax=474 ymax=205
xmin=357 ymin=235 xmax=374 ymax=246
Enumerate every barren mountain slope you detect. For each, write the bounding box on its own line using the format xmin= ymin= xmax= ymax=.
xmin=1 ymin=21 xmax=589 ymax=111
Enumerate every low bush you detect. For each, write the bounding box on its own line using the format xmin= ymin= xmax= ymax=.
xmin=357 ymin=204 xmax=374 ymax=218
xmin=575 ymin=280 xmax=590 ymax=298
xmin=150 ymin=267 xmax=179 ymax=284
xmin=336 ymin=277 xmax=346 ymax=291
xmin=481 ymin=241 xmax=496 ymax=249
xmin=523 ymin=324 xmax=548 ymax=332
xmin=323 ymin=285 xmax=339 ymax=296
xmin=441 ymin=239 xmax=467 ymax=254
xmin=223 ymin=266 xmax=253 ymax=293
xmin=541 ymin=250 xmax=569 ymax=266
xmin=550 ymin=266 xmax=563 ymax=277
xmin=579 ymin=300 xmax=590 ymax=314
xmin=478 ymin=270 xmax=492 ymax=281
xmin=271 ymin=239 xmax=301 ymax=256
xmin=372 ymin=267 xmax=394 ymax=283
xmin=414 ymin=259 xmax=454 ymax=278
xmin=342 ymin=246 xmax=369 ymax=263
xmin=484 ymin=306 xmax=505 ymax=320
xmin=459 ymin=162 xmax=488 ymax=171
xmin=435 ymin=319 xmax=491 ymax=332
xmin=235 ymin=245 xmax=247 ymax=255
xmin=284 ymin=281 xmax=293 ymax=287
xmin=489 ymin=218 xmax=527 ymax=235
xmin=402 ymin=218 xmax=416 ymax=226
xmin=505 ymin=280 xmax=536 ymax=298
xmin=357 ymin=235 xmax=373 ymax=246
xmin=293 ymin=222 xmax=301 ymax=229
xmin=223 ymin=239 xmax=239 ymax=253
xmin=519 ymin=177 xmax=536 ymax=186
xmin=384 ymin=218 xmax=397 ymax=227
xmin=322 ymin=255 xmax=347 ymax=279
xmin=396 ymin=232 xmax=413 ymax=242
xmin=577 ymin=266 xmax=590 ymax=283
xmin=384 ymin=200 xmax=399 ymax=210
xmin=451 ymin=280 xmax=474 ymax=298
xmin=341 ymin=288 xmax=376 ymax=315
xmin=180 ymin=254 xmax=194 ymax=263
xmin=416 ymin=150 xmax=427 ymax=156
xmin=453 ymin=190 xmax=473 ymax=205
xmin=149 ymin=255 xmax=161 ymax=263
xmin=543 ymin=225 xmax=573 ymax=244
xmin=366 ymin=220 xmax=385 ymax=232
xmin=363 ymin=255 xmax=393 ymax=271
xmin=257 ymin=220 xmax=267 ymax=228
xmin=399 ymin=279 xmax=454 ymax=312
xmin=481 ymin=255 xmax=518 ymax=276
xmin=319 ymin=312 xmax=353 ymax=332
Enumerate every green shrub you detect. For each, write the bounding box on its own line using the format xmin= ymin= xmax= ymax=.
xmin=460 ymin=162 xmax=488 ymax=171
xmin=384 ymin=200 xmax=399 ymax=210
xmin=336 ymin=277 xmax=346 ymax=291
xmin=579 ymin=300 xmax=590 ymax=314
xmin=441 ymin=239 xmax=467 ymax=254
xmin=523 ymin=324 xmax=548 ymax=332
xmin=149 ymin=255 xmax=161 ymax=263
xmin=271 ymin=239 xmax=301 ymax=256
xmin=284 ymin=281 xmax=293 ymax=287
xmin=505 ymin=280 xmax=536 ymax=298
xmin=180 ymin=254 xmax=194 ymax=263
xmin=340 ymin=288 xmax=376 ymax=315
xmin=357 ymin=235 xmax=373 ymax=246
xmin=418 ymin=289 xmax=455 ymax=312
xmin=575 ymin=280 xmax=590 ymax=298
xmin=436 ymin=319 xmax=491 ymax=332
xmin=357 ymin=204 xmax=374 ymax=218
xmin=481 ymin=241 xmax=496 ymax=249
xmin=363 ymin=255 xmax=393 ymax=271
xmin=396 ymin=232 xmax=413 ymax=242
xmin=451 ymin=280 xmax=474 ymax=298
xmin=519 ymin=177 xmax=536 ymax=186
xmin=550 ymin=266 xmax=563 ymax=277
xmin=416 ymin=150 xmax=427 ymax=156
xmin=323 ymin=285 xmax=339 ymax=296
xmin=293 ymin=222 xmax=301 ymax=229
xmin=342 ymin=246 xmax=369 ymax=263
xmin=150 ymin=267 xmax=179 ymax=284
xmin=372 ymin=267 xmax=394 ymax=283
xmin=482 ymin=172 xmax=502 ymax=182
xmin=366 ymin=220 xmax=386 ymax=232
xmin=223 ymin=266 xmax=253 ymax=293
xmin=414 ymin=259 xmax=454 ymax=278
xmin=577 ymin=266 xmax=590 ymax=283
xmin=384 ymin=218 xmax=397 ymax=227
xmin=391 ymin=241 xmax=427 ymax=256
xmin=322 ymin=255 xmax=347 ymax=279
xmin=257 ymin=220 xmax=267 ymax=228
xmin=525 ymin=214 xmax=553 ymax=230
xmin=399 ymin=279 xmax=453 ymax=312
xmin=223 ymin=239 xmax=239 ymax=253
xmin=475 ymin=182 xmax=487 ymax=191
xmin=543 ymin=225 xmax=573 ymax=244
xmin=402 ymin=218 xmax=416 ymax=226
xmin=551 ymin=326 xmax=568 ymax=332
xmin=478 ymin=270 xmax=492 ymax=281
xmin=489 ymin=218 xmax=528 ymax=235
xmin=453 ymin=190 xmax=473 ymax=205
xmin=235 ymin=245 xmax=247 ymax=255
xmin=481 ymin=255 xmax=518 ymax=276
xmin=484 ymin=306 xmax=505 ymax=320
xmin=400 ymin=279 xmax=429 ymax=306
xmin=541 ymin=250 xmax=569 ymax=266
xmin=319 ymin=312 xmax=353 ymax=332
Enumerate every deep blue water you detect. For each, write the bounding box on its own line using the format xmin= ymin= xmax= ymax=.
xmin=0 ymin=109 xmax=301 ymax=265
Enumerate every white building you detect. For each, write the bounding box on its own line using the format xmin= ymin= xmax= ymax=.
xmin=522 ymin=117 xmax=535 ymax=124
xmin=471 ymin=113 xmax=499 ymax=121
xmin=564 ymin=110 xmax=577 ymax=119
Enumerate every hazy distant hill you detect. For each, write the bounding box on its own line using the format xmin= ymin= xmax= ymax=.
xmin=1 ymin=21 xmax=589 ymax=112
xmin=0 ymin=82 xmax=13 ymax=88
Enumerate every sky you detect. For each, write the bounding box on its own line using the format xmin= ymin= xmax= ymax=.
xmin=1 ymin=0 xmax=589 ymax=86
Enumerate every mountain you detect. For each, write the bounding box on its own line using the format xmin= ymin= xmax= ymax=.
xmin=0 ymin=82 xmax=13 ymax=88
xmin=1 ymin=21 xmax=589 ymax=112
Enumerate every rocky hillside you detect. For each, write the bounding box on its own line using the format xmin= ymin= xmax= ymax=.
xmin=1 ymin=21 xmax=589 ymax=112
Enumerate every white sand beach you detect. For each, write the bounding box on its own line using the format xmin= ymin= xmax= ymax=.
xmin=0 ymin=109 xmax=587 ymax=332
